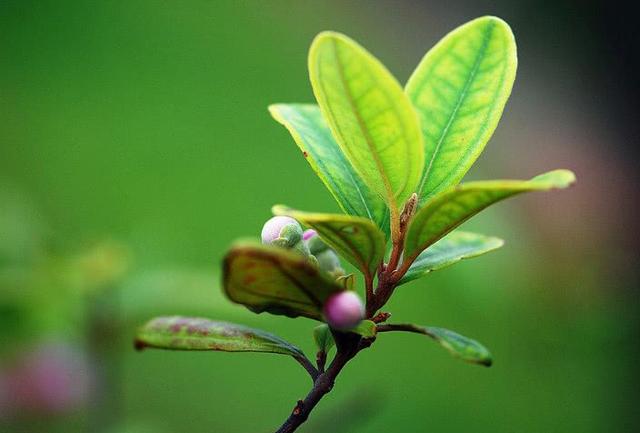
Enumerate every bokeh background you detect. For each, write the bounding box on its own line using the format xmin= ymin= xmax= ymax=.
xmin=1 ymin=1 xmax=638 ymax=432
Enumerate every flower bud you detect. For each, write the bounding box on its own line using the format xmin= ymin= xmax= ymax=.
xmin=323 ymin=291 xmax=365 ymax=330
xmin=316 ymin=250 xmax=344 ymax=277
xmin=261 ymin=216 xmax=302 ymax=248
xmin=304 ymin=229 xmax=328 ymax=255
xmin=302 ymin=229 xmax=317 ymax=241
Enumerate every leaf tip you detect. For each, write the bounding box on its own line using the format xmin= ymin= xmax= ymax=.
xmin=533 ymin=169 xmax=577 ymax=189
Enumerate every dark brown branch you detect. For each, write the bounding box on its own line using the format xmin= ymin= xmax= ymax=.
xmin=376 ymin=323 xmax=422 ymax=334
xmin=316 ymin=350 xmax=327 ymax=373
xmin=275 ymin=333 xmax=363 ymax=433
xmin=293 ymin=354 xmax=320 ymax=382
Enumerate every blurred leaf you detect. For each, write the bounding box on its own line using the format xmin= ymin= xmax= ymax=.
xmin=269 ymin=104 xmax=389 ymax=234
xmin=119 ymin=269 xmax=237 ymax=322
xmin=405 ymin=16 xmax=518 ymax=203
xmin=313 ymin=324 xmax=335 ymax=353
xmin=378 ymin=323 xmax=492 ymax=366
xmin=135 ymin=316 xmax=305 ymax=359
xmin=399 ymin=231 xmax=503 ymax=285
xmin=308 ymin=31 xmax=424 ymax=217
xmin=404 ymin=170 xmax=576 ymax=263
xmin=273 ymin=205 xmax=385 ymax=276
xmin=223 ymin=241 xmax=343 ymax=320
xmin=72 ymin=240 xmax=131 ymax=293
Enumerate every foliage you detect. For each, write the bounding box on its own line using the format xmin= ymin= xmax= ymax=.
xmin=136 ymin=16 xmax=575 ymax=433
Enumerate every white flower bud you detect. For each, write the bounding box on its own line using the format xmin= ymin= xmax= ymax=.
xmin=261 ymin=216 xmax=302 ymax=246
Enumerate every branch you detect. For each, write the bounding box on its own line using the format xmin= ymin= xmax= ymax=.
xmin=293 ymin=354 xmax=320 ymax=382
xmin=275 ymin=333 xmax=362 ymax=433
xmin=376 ymin=323 xmax=422 ymax=333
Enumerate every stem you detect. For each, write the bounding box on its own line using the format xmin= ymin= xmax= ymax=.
xmin=275 ymin=333 xmax=362 ymax=433
xmin=364 ymin=272 xmax=374 ymax=308
xmin=275 ymin=194 xmax=420 ymax=432
xmin=376 ymin=323 xmax=422 ymax=333
xmin=293 ymin=354 xmax=320 ymax=382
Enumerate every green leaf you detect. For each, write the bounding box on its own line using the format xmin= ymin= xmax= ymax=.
xmin=378 ymin=323 xmax=492 ymax=366
xmin=268 ymin=104 xmax=389 ymax=233
xmin=404 ymin=170 xmax=575 ymax=263
xmin=406 ymin=16 xmax=518 ymax=203
xmin=313 ymin=324 xmax=335 ymax=353
xmin=222 ymin=241 xmax=343 ymax=320
xmin=135 ymin=316 xmax=305 ymax=359
xmin=273 ymin=205 xmax=386 ymax=276
xmin=399 ymin=231 xmax=504 ymax=285
xmin=313 ymin=320 xmax=376 ymax=353
xmin=309 ymin=31 xmax=425 ymax=217
xmin=351 ymin=319 xmax=377 ymax=338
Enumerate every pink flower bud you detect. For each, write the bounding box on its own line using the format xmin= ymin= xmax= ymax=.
xmin=302 ymin=229 xmax=317 ymax=241
xmin=323 ymin=291 xmax=365 ymax=330
xmin=261 ymin=216 xmax=300 ymax=244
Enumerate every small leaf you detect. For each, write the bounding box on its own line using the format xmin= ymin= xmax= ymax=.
xmin=404 ymin=170 xmax=575 ymax=263
xmin=309 ymin=31 xmax=425 ymax=218
xmin=273 ymin=205 xmax=386 ymax=276
xmin=406 ymin=16 xmax=518 ymax=203
xmin=350 ymin=320 xmax=377 ymax=338
xmin=223 ymin=241 xmax=343 ymax=320
xmin=336 ymin=273 xmax=355 ymax=290
xmin=313 ymin=320 xmax=375 ymax=353
xmin=378 ymin=323 xmax=492 ymax=366
xmin=268 ymin=104 xmax=389 ymax=234
xmin=399 ymin=231 xmax=503 ymax=285
xmin=135 ymin=316 xmax=305 ymax=359
xmin=313 ymin=324 xmax=335 ymax=353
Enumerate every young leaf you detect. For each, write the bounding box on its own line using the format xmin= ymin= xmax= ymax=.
xmin=313 ymin=320 xmax=376 ymax=353
xmin=268 ymin=104 xmax=389 ymax=233
xmin=377 ymin=323 xmax=492 ymax=366
xmin=223 ymin=241 xmax=343 ymax=320
xmin=399 ymin=231 xmax=503 ymax=285
xmin=308 ymin=31 xmax=425 ymax=220
xmin=404 ymin=170 xmax=575 ymax=263
xmin=135 ymin=316 xmax=305 ymax=358
xmin=406 ymin=16 xmax=518 ymax=203
xmin=313 ymin=324 xmax=335 ymax=353
xmin=351 ymin=319 xmax=377 ymax=338
xmin=273 ymin=205 xmax=386 ymax=276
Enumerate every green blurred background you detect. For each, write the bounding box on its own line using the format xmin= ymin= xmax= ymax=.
xmin=1 ymin=1 xmax=638 ymax=432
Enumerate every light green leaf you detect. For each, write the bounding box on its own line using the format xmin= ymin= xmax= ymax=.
xmin=404 ymin=170 xmax=575 ymax=263
xmin=268 ymin=104 xmax=389 ymax=233
xmin=351 ymin=319 xmax=377 ymax=338
xmin=309 ymin=31 xmax=425 ymax=219
xmin=313 ymin=320 xmax=376 ymax=352
xmin=222 ymin=241 xmax=343 ymax=320
xmin=313 ymin=324 xmax=335 ymax=353
xmin=273 ymin=205 xmax=386 ymax=276
xmin=135 ymin=316 xmax=305 ymax=359
xmin=406 ymin=16 xmax=518 ymax=203
xmin=378 ymin=323 xmax=492 ymax=366
xmin=399 ymin=231 xmax=503 ymax=285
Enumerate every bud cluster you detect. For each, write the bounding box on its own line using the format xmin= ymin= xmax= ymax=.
xmin=261 ymin=216 xmax=364 ymax=330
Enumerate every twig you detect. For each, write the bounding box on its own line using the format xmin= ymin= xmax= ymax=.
xmin=293 ymin=354 xmax=320 ymax=382
xmin=376 ymin=323 xmax=422 ymax=334
xmin=275 ymin=333 xmax=362 ymax=433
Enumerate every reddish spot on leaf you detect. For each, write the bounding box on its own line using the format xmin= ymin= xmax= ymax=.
xmin=243 ymin=275 xmax=257 ymax=285
xmin=302 ymin=151 xmax=309 ymax=158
